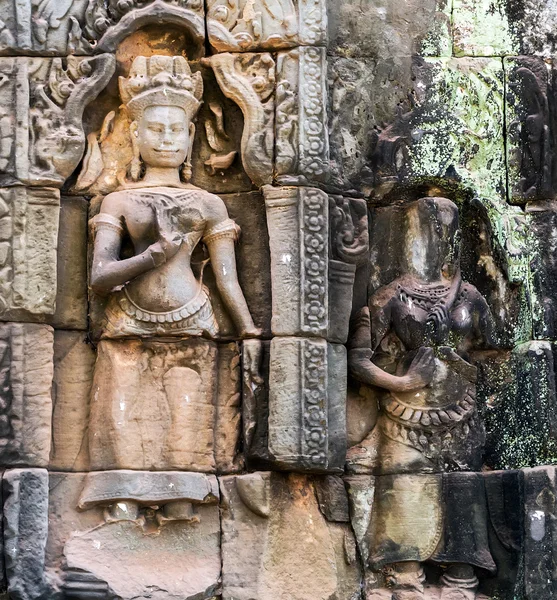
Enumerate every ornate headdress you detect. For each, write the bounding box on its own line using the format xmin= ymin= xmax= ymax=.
xmin=119 ymin=55 xmax=204 ymax=121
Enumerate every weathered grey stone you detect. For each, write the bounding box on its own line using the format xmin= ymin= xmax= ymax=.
xmin=0 ymin=55 xmax=114 ymax=188
xmin=373 ymin=57 xmax=506 ymax=202
xmin=460 ymin=198 xmax=532 ymax=348
xmin=527 ymin=202 xmax=557 ymax=339
xmin=220 ymin=472 xmax=361 ymax=600
xmin=0 ymin=187 xmax=59 ymax=321
xmin=328 ymin=0 xmax=451 ymax=59
xmin=505 ymin=57 xmax=555 ymax=204
xmin=267 ymin=337 xmax=346 ymax=472
xmin=0 ymin=0 xmax=206 ymax=56
xmin=327 ymin=57 xmax=377 ymax=195
xmin=50 ymin=331 xmax=95 ymax=472
xmin=314 ymin=475 xmax=350 ymax=522
xmin=0 ymin=323 xmax=53 ymax=468
xmin=275 ymin=47 xmax=329 ymax=185
xmin=523 ymin=466 xmax=557 ymax=599
xmin=207 ymin=0 xmax=327 ymax=52
xmin=3 ymin=469 xmax=49 ymax=600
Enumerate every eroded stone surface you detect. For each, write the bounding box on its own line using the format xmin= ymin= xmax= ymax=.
xmin=46 ymin=471 xmax=221 ymax=600
xmin=50 ymin=331 xmax=95 ymax=472
xmin=0 ymin=187 xmax=59 ymax=322
xmin=0 ymin=324 xmax=53 ymax=468
xmin=3 ymin=469 xmax=49 ymax=600
xmin=220 ymin=472 xmax=361 ymax=600
xmin=328 ymin=0 xmax=452 ymax=59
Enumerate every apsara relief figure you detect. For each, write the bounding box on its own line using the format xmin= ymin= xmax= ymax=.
xmin=348 ymin=197 xmax=495 ymax=600
xmin=80 ymin=54 xmax=261 ymax=514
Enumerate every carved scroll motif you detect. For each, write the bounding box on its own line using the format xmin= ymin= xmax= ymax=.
xmin=0 ymin=55 xmax=114 ymax=187
xmin=83 ymin=0 xmax=205 ymax=52
xmin=276 ymin=46 xmax=329 ymax=185
xmin=0 ymin=0 xmax=206 ymax=55
xmin=264 ymin=186 xmax=329 ymax=337
xmin=202 ymin=52 xmax=275 ymax=187
xmin=206 ymin=0 xmax=327 ymax=53
xmin=268 ymin=337 xmax=346 ymax=471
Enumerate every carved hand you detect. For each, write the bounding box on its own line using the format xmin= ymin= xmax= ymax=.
xmin=243 ymin=338 xmax=264 ymax=386
xmin=400 ymin=346 xmax=436 ymax=391
xmin=148 ymin=207 xmax=183 ymax=265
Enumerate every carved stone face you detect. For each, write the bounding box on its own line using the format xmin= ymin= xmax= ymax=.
xmin=137 ymin=105 xmax=190 ymax=168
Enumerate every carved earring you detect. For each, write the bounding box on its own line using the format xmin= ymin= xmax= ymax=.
xmin=181 ymin=123 xmax=195 ymax=182
xmin=129 ymin=121 xmax=142 ymax=182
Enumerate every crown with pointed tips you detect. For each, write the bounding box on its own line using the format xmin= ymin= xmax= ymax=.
xmin=119 ymin=55 xmax=203 ymax=121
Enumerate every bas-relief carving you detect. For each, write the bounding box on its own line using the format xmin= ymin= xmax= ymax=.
xmin=0 ymin=0 xmax=205 ymax=56
xmin=348 ymin=197 xmax=496 ymax=599
xmin=206 ymin=0 xmax=327 ymax=52
xmin=0 ymin=324 xmax=53 ymax=468
xmin=202 ymin=52 xmax=275 ymax=187
xmin=275 ymin=46 xmax=329 ymax=185
xmin=50 ymin=54 xmax=261 ymax=596
xmin=0 ymin=54 xmax=115 ymax=187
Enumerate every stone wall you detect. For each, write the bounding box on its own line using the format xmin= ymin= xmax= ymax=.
xmin=0 ymin=0 xmax=555 ymax=599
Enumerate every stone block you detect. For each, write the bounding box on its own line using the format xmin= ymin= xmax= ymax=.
xmin=207 ymin=0 xmax=327 ymax=53
xmin=275 ymin=47 xmax=329 ymax=186
xmin=0 ymin=55 xmax=114 ymax=188
xmin=219 ymin=472 xmax=361 ymax=600
xmin=85 ymin=338 xmax=241 ymax=474
xmin=261 ymin=337 xmax=346 ymax=472
xmin=50 ymin=331 xmax=95 ymax=472
xmin=475 ymin=343 xmax=557 ymax=470
xmin=374 ymin=57 xmax=506 ymax=202
xmin=0 ymin=187 xmax=59 ymax=322
xmin=453 ymin=0 xmax=557 ymax=56
xmin=523 ymin=466 xmax=557 ymax=599
xmin=328 ymin=0 xmax=452 ymax=59
xmin=0 ymin=0 xmax=206 ymax=56
xmin=51 ymin=196 xmax=88 ymax=329
xmin=3 ymin=469 xmax=49 ymax=600
xmin=47 ymin=471 xmax=220 ymax=600
xmin=0 ymin=323 xmax=53 ymax=468
xmin=265 ymin=186 xmax=329 ymax=337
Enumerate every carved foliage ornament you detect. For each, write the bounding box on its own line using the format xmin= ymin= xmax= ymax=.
xmin=276 ymin=46 xmax=329 ymax=185
xmin=203 ymin=52 xmax=275 ymax=187
xmin=206 ymin=0 xmax=327 ymax=52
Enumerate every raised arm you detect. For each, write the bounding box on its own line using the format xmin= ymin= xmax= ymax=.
xmin=348 ymin=288 xmax=435 ymax=392
xmin=90 ymin=196 xmax=178 ymax=294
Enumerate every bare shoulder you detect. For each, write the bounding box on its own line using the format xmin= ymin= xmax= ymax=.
xmin=200 ymin=192 xmax=230 ymax=223
xmin=99 ymin=191 xmax=128 ymax=216
xmin=370 ymin=280 xmax=400 ymax=311
xmin=460 ymin=282 xmax=490 ymax=311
